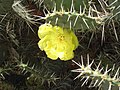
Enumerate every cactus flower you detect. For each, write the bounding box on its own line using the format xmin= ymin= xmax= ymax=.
xmin=38 ymin=23 xmax=79 ymax=61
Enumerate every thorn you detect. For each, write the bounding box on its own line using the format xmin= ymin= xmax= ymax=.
xmin=116 ymin=5 xmax=120 ymax=10
xmin=12 ymin=0 xmax=21 ymax=7
xmin=93 ymin=4 xmax=100 ymax=17
xmin=89 ymin=60 xmax=94 ymax=67
xmin=74 ymin=72 xmax=84 ymax=80
xmin=80 ymin=76 xmax=86 ymax=81
xmin=87 ymin=54 xmax=90 ymax=65
xmin=111 ymin=64 xmax=115 ymax=72
xmin=98 ymin=0 xmax=107 ymax=14
xmin=109 ymin=0 xmax=118 ymax=7
xmin=98 ymin=85 xmax=102 ymax=90
xmin=79 ymin=5 xmax=82 ymax=14
xmin=101 ymin=24 xmax=105 ymax=46
xmin=93 ymin=79 xmax=99 ymax=87
xmin=110 ymin=11 xmax=120 ymax=20
xmin=48 ymin=21 xmax=51 ymax=24
xmin=91 ymin=22 xmax=96 ymax=29
xmin=82 ymin=7 xmax=86 ymax=14
xmin=73 ymin=15 xmax=79 ymax=27
xmin=104 ymin=68 xmax=111 ymax=75
xmin=88 ymin=32 xmax=94 ymax=48
xmin=53 ymin=3 xmax=57 ymax=12
xmin=43 ymin=5 xmax=50 ymax=16
xmin=82 ymin=18 xmax=89 ymax=29
xmin=72 ymin=60 xmax=82 ymax=68
xmin=88 ymin=6 xmax=91 ymax=17
xmin=103 ymin=0 xmax=109 ymax=7
xmin=71 ymin=69 xmax=81 ymax=73
xmin=113 ymin=67 xmax=120 ymax=79
xmin=70 ymin=0 xmax=75 ymax=12
xmin=82 ymin=1 xmax=86 ymax=14
xmin=61 ymin=0 xmax=64 ymax=12
xmin=32 ymin=64 xmax=35 ymax=69
xmin=81 ymin=76 xmax=89 ymax=86
xmin=105 ymin=65 xmax=108 ymax=72
xmin=108 ymin=82 xmax=112 ymax=90
xmin=96 ymin=61 xmax=102 ymax=71
xmin=0 ymin=13 xmax=8 ymax=23
xmin=70 ymin=20 xmax=72 ymax=30
xmin=99 ymin=67 xmax=104 ymax=73
xmin=81 ymin=55 xmax=84 ymax=67
xmin=21 ymin=69 xmax=25 ymax=73
xmin=1 ymin=74 xmax=5 ymax=79
xmin=98 ymin=79 xmax=104 ymax=86
xmin=55 ymin=17 xmax=58 ymax=24
xmin=26 ymin=61 xmax=29 ymax=66
xmin=24 ymin=70 xmax=28 ymax=75
xmin=67 ymin=15 xmax=71 ymax=22
xmin=89 ymin=80 xmax=94 ymax=87
xmin=112 ymin=20 xmax=118 ymax=41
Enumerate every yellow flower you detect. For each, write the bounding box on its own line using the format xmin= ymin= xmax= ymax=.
xmin=38 ymin=23 xmax=79 ymax=61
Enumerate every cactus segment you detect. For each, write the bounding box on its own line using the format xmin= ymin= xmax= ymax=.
xmin=43 ymin=0 xmax=89 ymax=12
xmin=44 ymin=11 xmax=103 ymax=30
xmin=42 ymin=0 xmax=105 ymax=31
xmin=71 ymin=55 xmax=120 ymax=89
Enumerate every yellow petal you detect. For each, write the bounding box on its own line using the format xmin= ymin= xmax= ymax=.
xmin=38 ymin=23 xmax=53 ymax=39
xmin=60 ymin=51 xmax=74 ymax=60
xmin=70 ymin=31 xmax=79 ymax=49
xmin=38 ymin=35 xmax=50 ymax=50
xmin=45 ymin=48 xmax=58 ymax=60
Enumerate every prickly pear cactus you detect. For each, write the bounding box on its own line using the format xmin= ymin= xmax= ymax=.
xmin=43 ymin=0 xmax=88 ymax=11
xmin=42 ymin=0 xmax=105 ymax=31
xmin=45 ymin=11 xmax=103 ymax=30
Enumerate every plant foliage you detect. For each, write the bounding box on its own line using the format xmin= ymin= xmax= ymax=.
xmin=0 ymin=0 xmax=120 ymax=90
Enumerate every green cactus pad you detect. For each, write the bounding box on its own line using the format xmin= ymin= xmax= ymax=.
xmin=43 ymin=0 xmax=89 ymax=11
xmin=44 ymin=11 xmax=103 ymax=31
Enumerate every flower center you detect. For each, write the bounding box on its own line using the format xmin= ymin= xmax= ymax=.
xmin=58 ymin=35 xmax=65 ymax=41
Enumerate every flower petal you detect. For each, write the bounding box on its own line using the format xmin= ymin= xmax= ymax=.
xmin=38 ymin=23 xmax=53 ymax=39
xmin=70 ymin=31 xmax=79 ymax=49
xmin=45 ymin=48 xmax=58 ymax=60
